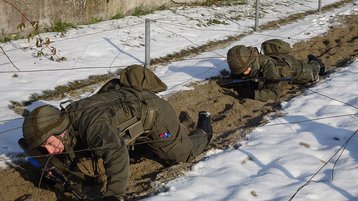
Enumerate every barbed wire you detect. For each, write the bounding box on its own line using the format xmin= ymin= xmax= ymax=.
xmin=152 ymin=21 xmax=226 ymax=58
xmin=1 ymin=21 xmax=146 ymax=53
xmin=108 ymin=24 xmax=134 ymax=72
xmin=151 ymin=13 xmax=358 ymax=47
xmin=0 ymin=65 xmax=127 ymax=73
xmin=1 ymin=23 xmax=357 ymax=74
xmin=307 ymin=89 xmax=358 ymax=110
xmin=0 ymin=1 xmax=356 ymax=76
xmin=1 ymin=50 xmax=358 ymax=136
xmin=0 ymin=0 xmax=356 ymax=144
xmin=29 ymin=0 xmax=355 ymax=54
xmin=0 ymin=133 xmax=208 ymax=162
xmin=265 ymin=113 xmax=357 ymax=127
xmin=0 ymin=2 xmax=357 ymax=200
xmin=1 ymin=119 xmax=358 ymax=163
xmin=3 ymin=69 xmax=358 ymax=155
xmin=152 ymin=21 xmax=243 ymax=33
xmin=0 ymin=40 xmax=357 ymax=75
xmin=288 ymin=128 xmax=358 ymax=201
xmin=1 ymin=89 xmax=358 ymax=156
xmin=0 ymin=39 xmax=356 ymax=125
xmin=1 ymin=0 xmax=352 ymax=55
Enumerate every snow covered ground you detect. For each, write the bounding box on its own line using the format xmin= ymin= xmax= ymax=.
xmin=0 ymin=0 xmax=358 ymax=200
xmin=0 ymin=0 xmax=349 ymax=154
xmin=143 ymin=61 xmax=358 ymax=200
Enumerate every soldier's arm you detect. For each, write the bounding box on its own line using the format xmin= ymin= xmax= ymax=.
xmin=253 ymin=60 xmax=282 ymax=101
xmin=85 ymin=119 xmax=129 ymax=200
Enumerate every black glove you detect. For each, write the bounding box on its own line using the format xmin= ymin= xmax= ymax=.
xmin=307 ymin=54 xmax=326 ymax=76
xmin=238 ymin=89 xmax=255 ymax=99
xmin=307 ymin=54 xmax=319 ymax=63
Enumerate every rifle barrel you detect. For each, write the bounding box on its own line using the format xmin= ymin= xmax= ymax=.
xmin=218 ymin=77 xmax=292 ymax=86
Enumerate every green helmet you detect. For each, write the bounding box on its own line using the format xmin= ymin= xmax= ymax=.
xmin=22 ymin=105 xmax=69 ymax=150
xmin=227 ymin=45 xmax=258 ymax=76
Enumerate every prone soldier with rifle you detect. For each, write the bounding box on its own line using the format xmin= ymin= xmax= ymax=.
xmin=18 ymin=138 xmax=88 ymax=200
xmin=19 ymin=65 xmax=213 ymax=200
xmin=221 ymin=39 xmax=326 ymax=102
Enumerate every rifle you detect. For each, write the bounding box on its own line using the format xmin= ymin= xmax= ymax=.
xmin=18 ymin=138 xmax=87 ymax=200
xmin=217 ymin=77 xmax=292 ymax=87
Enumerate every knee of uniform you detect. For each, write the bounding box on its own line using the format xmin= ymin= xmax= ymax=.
xmin=155 ymin=143 xmax=193 ymax=164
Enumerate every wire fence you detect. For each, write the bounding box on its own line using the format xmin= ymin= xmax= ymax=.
xmin=0 ymin=1 xmax=357 ymax=200
xmin=0 ymin=0 xmax=356 ymax=133
xmin=0 ymin=84 xmax=357 ymax=155
xmin=0 ymin=1 xmax=355 ymax=70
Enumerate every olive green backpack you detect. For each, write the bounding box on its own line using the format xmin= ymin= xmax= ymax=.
xmin=261 ymin=39 xmax=292 ymax=55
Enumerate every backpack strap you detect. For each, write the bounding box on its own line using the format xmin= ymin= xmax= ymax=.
xmin=115 ymin=87 xmax=158 ymax=147
xmin=95 ymin=83 xmax=158 ymax=146
xmin=120 ymin=87 xmax=157 ymax=132
xmin=117 ymin=116 xmax=144 ymax=146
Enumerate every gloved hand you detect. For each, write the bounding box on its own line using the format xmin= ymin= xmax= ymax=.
xmin=239 ymin=89 xmax=255 ymax=99
xmin=307 ymin=54 xmax=326 ymax=76
xmin=307 ymin=54 xmax=319 ymax=63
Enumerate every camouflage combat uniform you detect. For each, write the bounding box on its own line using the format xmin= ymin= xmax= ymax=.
xmin=261 ymin=39 xmax=320 ymax=84
xmin=266 ymin=53 xmax=320 ymax=84
xmin=245 ymin=53 xmax=282 ymax=101
xmin=227 ymin=45 xmax=282 ymax=102
xmin=227 ymin=41 xmax=321 ymax=102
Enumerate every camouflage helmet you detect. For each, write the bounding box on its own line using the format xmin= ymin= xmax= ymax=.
xmin=22 ymin=105 xmax=69 ymax=150
xmin=227 ymin=45 xmax=258 ymax=76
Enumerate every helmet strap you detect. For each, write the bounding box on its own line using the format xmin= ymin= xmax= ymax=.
xmin=238 ymin=46 xmax=256 ymax=71
xmin=54 ymin=131 xmax=67 ymax=145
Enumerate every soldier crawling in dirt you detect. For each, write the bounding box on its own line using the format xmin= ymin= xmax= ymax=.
xmin=20 ymin=65 xmax=213 ymax=200
xmin=225 ymin=39 xmax=326 ymax=102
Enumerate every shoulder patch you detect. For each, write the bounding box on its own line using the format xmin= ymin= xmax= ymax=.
xmin=159 ymin=131 xmax=171 ymax=139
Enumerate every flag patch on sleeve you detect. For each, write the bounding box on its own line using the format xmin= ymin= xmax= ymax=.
xmin=159 ymin=131 xmax=171 ymax=139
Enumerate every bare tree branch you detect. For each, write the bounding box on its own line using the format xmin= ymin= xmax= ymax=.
xmin=0 ymin=46 xmax=21 ymax=72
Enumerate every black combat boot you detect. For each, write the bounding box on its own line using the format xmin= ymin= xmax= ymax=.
xmin=197 ymin=111 xmax=213 ymax=143
xmin=307 ymin=54 xmax=327 ymax=76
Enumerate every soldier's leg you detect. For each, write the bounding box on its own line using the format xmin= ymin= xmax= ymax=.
xmin=187 ymin=129 xmax=211 ymax=159
xmin=308 ymin=54 xmax=326 ymax=76
xmin=295 ymin=61 xmax=320 ymax=84
xmin=147 ymin=123 xmax=209 ymax=164
xmin=306 ymin=62 xmax=320 ymax=82
xmin=146 ymin=99 xmax=212 ymax=164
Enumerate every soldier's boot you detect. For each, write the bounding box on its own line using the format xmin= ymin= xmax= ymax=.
xmin=196 ymin=111 xmax=213 ymax=144
xmin=308 ymin=54 xmax=327 ymax=76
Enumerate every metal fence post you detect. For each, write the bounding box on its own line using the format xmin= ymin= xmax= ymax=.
xmin=318 ymin=0 xmax=322 ymax=12
xmin=255 ymin=0 xmax=260 ymax=31
xmin=145 ymin=19 xmax=150 ymax=68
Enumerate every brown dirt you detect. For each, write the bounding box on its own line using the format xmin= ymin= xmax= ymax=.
xmin=1 ymin=4 xmax=358 ymax=201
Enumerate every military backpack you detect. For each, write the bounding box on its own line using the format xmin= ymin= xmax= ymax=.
xmin=261 ymin=39 xmax=292 ymax=55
